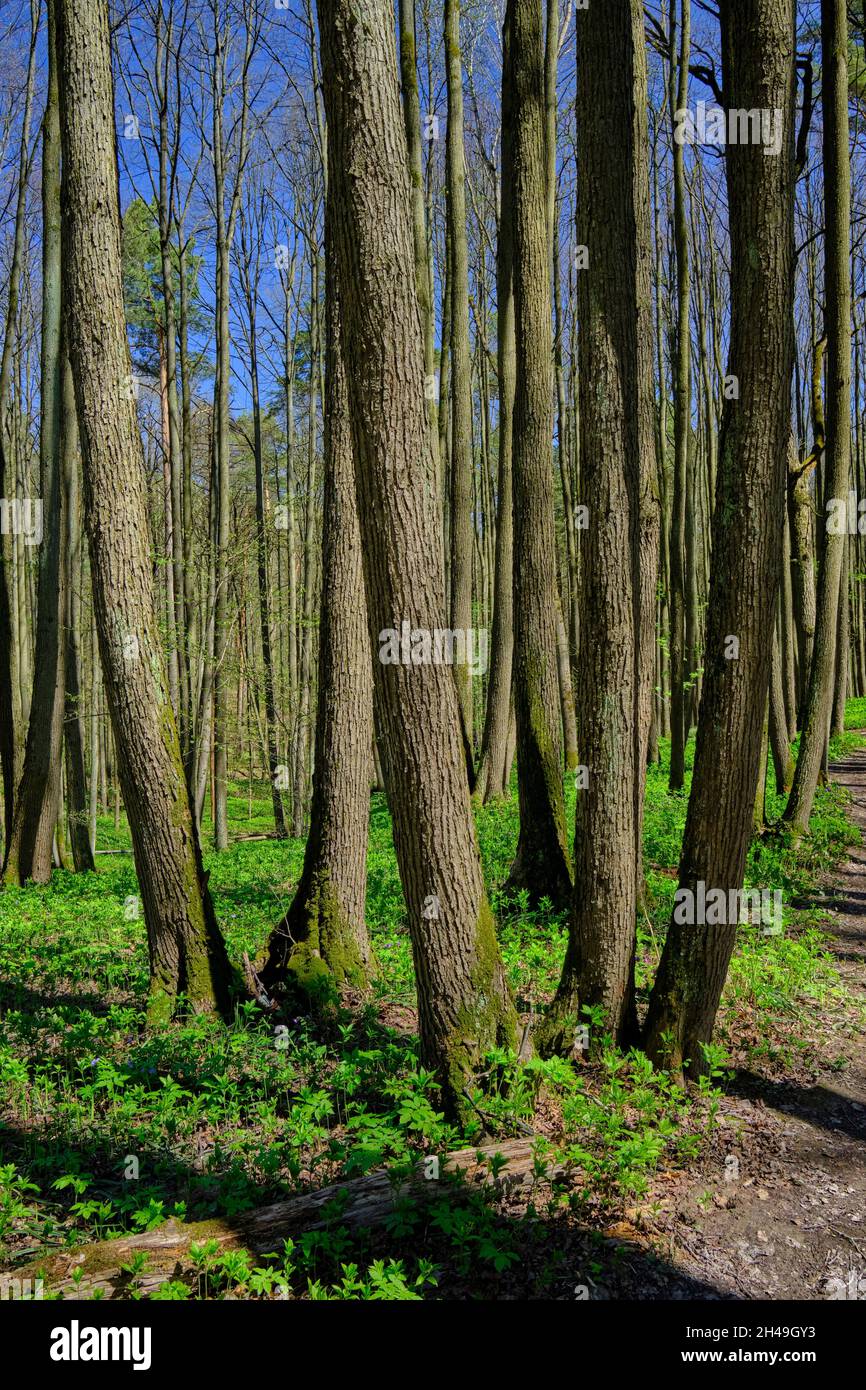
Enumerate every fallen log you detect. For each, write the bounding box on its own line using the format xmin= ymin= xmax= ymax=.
xmin=18 ymin=1138 xmax=567 ymax=1299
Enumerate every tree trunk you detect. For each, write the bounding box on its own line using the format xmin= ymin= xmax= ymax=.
xmin=3 ymin=0 xmax=65 ymax=886
xmin=61 ymin=349 xmax=94 ymax=873
xmin=260 ymin=186 xmax=374 ymax=995
xmin=643 ymin=0 xmax=795 ymax=1078
xmin=319 ymin=0 xmax=517 ymax=1118
xmin=784 ymin=0 xmax=851 ymax=838
xmin=474 ymin=29 xmax=516 ymax=805
xmin=503 ymin=0 xmax=571 ymax=910
xmin=58 ymin=0 xmax=233 ymax=1022
xmin=0 ymin=5 xmax=37 ymax=855
xmin=540 ymin=0 xmax=649 ymax=1050
xmin=668 ymin=0 xmax=690 ymax=791
xmin=769 ymin=609 xmax=794 ymax=793
xmin=444 ymin=0 xmax=475 ymax=748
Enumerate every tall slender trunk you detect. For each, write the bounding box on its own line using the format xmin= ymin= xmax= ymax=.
xmin=398 ymin=0 xmax=441 ymax=511
xmin=444 ymin=0 xmax=475 ymax=747
xmin=475 ymin=23 xmax=516 ymax=804
xmin=0 ymin=1 xmax=38 ymax=854
xmin=668 ymin=0 xmax=690 ymax=791
xmin=240 ymin=219 xmax=287 ymax=839
xmin=61 ymin=349 xmax=94 ymax=873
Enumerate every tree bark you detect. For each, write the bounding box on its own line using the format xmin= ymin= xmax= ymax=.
xmin=784 ymin=0 xmax=851 ymax=837
xmin=260 ymin=185 xmax=374 ymax=995
xmin=58 ymin=0 xmax=233 ymax=1022
xmin=444 ymin=0 xmax=475 ymax=749
xmin=503 ymin=0 xmax=571 ymax=909
xmin=540 ymin=0 xmax=650 ymax=1050
xmin=643 ymin=0 xmax=795 ymax=1078
xmin=319 ymin=0 xmax=517 ymax=1118
xmin=474 ymin=23 xmax=516 ymax=805
xmin=668 ymin=0 xmax=691 ymax=792
xmin=61 ymin=348 xmax=94 ymax=873
xmin=3 ymin=0 xmax=65 ymax=886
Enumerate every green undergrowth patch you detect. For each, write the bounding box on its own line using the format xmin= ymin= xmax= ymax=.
xmin=0 ymin=714 xmax=863 ymax=1297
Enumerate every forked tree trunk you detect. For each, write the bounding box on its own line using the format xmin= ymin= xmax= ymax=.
xmin=643 ymin=0 xmax=795 ymax=1078
xmin=58 ymin=0 xmax=233 ymax=1022
xmin=260 ymin=189 xmax=374 ymax=995
xmin=319 ymin=0 xmax=517 ymax=1118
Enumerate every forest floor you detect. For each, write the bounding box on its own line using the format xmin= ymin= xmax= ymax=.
xmin=636 ymin=742 xmax=866 ymax=1301
xmin=1 ymin=716 xmax=865 ymax=1300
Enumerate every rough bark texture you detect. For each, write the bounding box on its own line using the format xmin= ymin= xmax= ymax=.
xmin=503 ymin=0 xmax=571 ymax=910
xmin=260 ymin=189 xmax=374 ymax=996
xmin=784 ymin=0 xmax=851 ymax=837
xmin=643 ymin=0 xmax=795 ymax=1078
xmin=3 ymin=0 xmax=64 ymax=886
xmin=319 ymin=0 xmax=517 ymax=1118
xmin=58 ymin=0 xmax=233 ymax=1022
xmin=668 ymin=0 xmax=691 ymax=792
xmin=631 ymin=0 xmax=661 ymax=903
xmin=541 ymin=0 xmax=648 ymax=1050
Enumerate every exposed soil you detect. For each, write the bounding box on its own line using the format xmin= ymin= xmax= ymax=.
xmin=636 ymin=743 xmax=866 ymax=1300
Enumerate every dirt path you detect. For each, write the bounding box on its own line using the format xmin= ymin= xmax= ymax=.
xmin=657 ymin=743 xmax=866 ymax=1299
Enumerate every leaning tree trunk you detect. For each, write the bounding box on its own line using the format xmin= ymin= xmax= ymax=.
xmin=643 ymin=0 xmax=795 ymax=1079
xmin=3 ymin=0 xmax=65 ymax=886
xmin=260 ymin=187 xmax=375 ymax=996
xmin=784 ymin=0 xmax=852 ymax=838
xmin=319 ymin=0 xmax=517 ymax=1119
xmin=502 ymin=0 xmax=571 ymax=910
xmin=57 ymin=0 xmax=233 ymax=1023
xmin=540 ymin=0 xmax=650 ymax=1051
